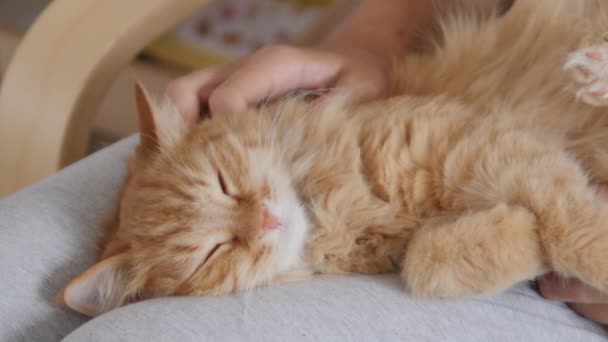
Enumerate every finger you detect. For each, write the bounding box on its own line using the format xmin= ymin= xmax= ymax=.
xmin=332 ymin=74 xmax=387 ymax=106
xmin=208 ymin=46 xmax=342 ymax=115
xmin=569 ymin=302 xmax=608 ymax=325
xmin=538 ymin=273 xmax=608 ymax=303
xmin=196 ymin=57 xmax=248 ymax=104
xmin=166 ymin=64 xmax=235 ymax=124
xmin=592 ymin=183 xmax=608 ymax=201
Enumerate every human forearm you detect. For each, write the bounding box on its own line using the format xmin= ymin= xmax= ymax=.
xmin=327 ymin=0 xmax=447 ymax=59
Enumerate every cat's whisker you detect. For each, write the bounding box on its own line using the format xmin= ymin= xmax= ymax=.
xmin=274 ymin=90 xmax=327 ymax=161
xmin=269 ymin=95 xmax=298 ymax=158
xmin=246 ymin=265 xmax=263 ymax=297
xmin=278 ymin=105 xmax=315 ymax=163
xmin=257 ymin=97 xmax=273 ymax=145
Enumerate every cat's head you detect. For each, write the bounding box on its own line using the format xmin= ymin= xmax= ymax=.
xmin=58 ymin=83 xmax=311 ymax=316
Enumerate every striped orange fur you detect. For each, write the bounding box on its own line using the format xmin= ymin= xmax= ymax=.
xmin=59 ymin=0 xmax=608 ymax=316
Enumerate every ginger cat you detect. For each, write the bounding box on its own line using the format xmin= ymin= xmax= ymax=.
xmin=60 ymin=0 xmax=608 ymax=316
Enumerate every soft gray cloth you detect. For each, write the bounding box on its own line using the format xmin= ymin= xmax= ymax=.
xmin=0 ymin=136 xmax=606 ymax=342
xmin=0 ymin=137 xmax=135 ymax=341
xmin=64 ymin=277 xmax=607 ymax=342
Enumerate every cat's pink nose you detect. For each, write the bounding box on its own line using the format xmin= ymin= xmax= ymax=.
xmin=262 ymin=209 xmax=280 ymax=231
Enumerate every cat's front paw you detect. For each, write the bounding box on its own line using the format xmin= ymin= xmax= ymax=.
xmin=565 ymin=43 xmax=608 ymax=106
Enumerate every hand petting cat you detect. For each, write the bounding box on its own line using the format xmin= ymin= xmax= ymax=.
xmin=166 ymin=45 xmax=391 ymax=124
xmin=166 ymin=0 xmax=434 ymax=123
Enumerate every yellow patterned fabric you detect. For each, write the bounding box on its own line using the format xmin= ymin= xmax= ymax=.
xmin=144 ymin=0 xmax=353 ymax=69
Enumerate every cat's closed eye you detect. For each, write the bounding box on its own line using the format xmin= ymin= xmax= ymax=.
xmin=204 ymin=243 xmax=223 ymax=263
xmin=217 ymin=170 xmax=230 ymax=196
xmin=199 ymin=241 xmax=231 ymax=269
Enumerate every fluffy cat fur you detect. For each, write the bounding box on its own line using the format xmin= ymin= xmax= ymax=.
xmin=60 ymin=0 xmax=608 ymax=316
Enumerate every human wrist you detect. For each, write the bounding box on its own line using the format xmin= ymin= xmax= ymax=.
xmin=324 ymin=43 xmax=393 ymax=77
xmin=325 ymin=0 xmax=439 ymax=60
xmin=325 ymin=33 xmax=399 ymax=69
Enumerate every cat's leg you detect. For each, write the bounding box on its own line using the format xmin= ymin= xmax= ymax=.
xmin=401 ymin=204 xmax=547 ymax=298
xmin=405 ymin=139 xmax=608 ymax=299
xmin=565 ymin=35 xmax=608 ymax=106
xmin=523 ymin=169 xmax=608 ymax=294
xmin=486 ymin=148 xmax=608 ymax=295
xmin=566 ymin=130 xmax=608 ymax=185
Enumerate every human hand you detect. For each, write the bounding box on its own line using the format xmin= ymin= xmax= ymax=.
xmin=538 ymin=274 xmax=608 ymax=324
xmin=166 ymin=44 xmax=392 ymax=125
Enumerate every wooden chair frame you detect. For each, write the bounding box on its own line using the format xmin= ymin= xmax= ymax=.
xmin=0 ymin=0 xmax=213 ymax=196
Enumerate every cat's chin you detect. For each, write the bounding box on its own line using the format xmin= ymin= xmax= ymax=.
xmin=262 ymin=194 xmax=311 ymax=273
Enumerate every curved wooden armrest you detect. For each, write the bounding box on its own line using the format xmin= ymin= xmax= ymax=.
xmin=0 ymin=0 xmax=213 ymax=196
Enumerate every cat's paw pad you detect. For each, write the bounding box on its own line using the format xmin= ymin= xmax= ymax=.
xmin=565 ymin=44 xmax=608 ymax=106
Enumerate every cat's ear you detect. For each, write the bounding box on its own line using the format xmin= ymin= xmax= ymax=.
xmin=57 ymin=254 xmax=132 ymax=317
xmin=135 ymin=81 xmax=159 ymax=156
xmin=134 ymin=81 xmax=186 ymax=158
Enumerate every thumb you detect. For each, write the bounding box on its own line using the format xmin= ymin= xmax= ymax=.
xmin=331 ymin=72 xmax=388 ymax=106
xmin=208 ymin=46 xmax=343 ymax=115
xmin=538 ymin=273 xmax=608 ymax=303
xmin=166 ymin=64 xmax=233 ymax=124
